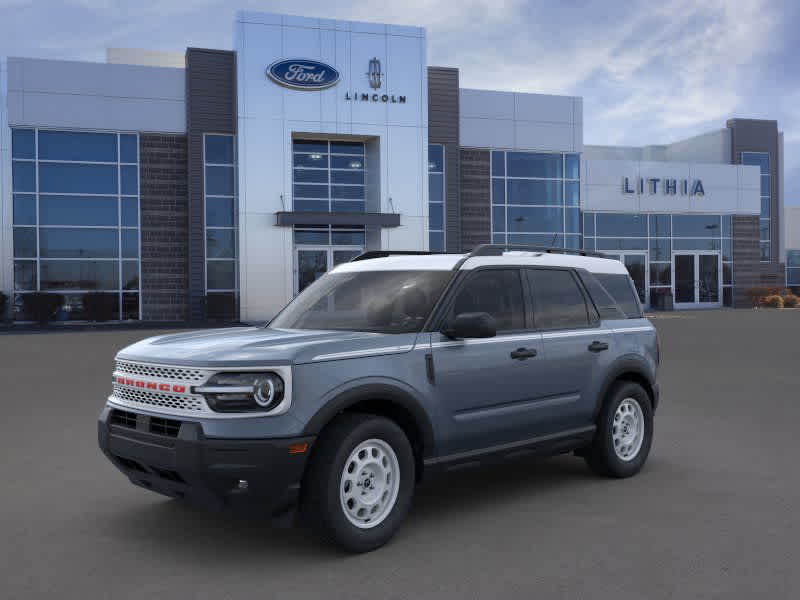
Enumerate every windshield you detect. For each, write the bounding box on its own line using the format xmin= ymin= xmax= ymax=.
xmin=270 ymin=270 xmax=452 ymax=333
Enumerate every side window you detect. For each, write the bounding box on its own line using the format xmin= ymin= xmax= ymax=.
xmin=593 ymin=273 xmax=643 ymax=318
xmin=528 ymin=269 xmax=590 ymax=330
xmin=449 ymin=269 xmax=525 ymax=331
xmin=578 ymin=271 xmax=627 ymax=320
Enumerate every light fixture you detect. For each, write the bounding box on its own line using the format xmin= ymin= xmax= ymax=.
xmin=310 ymin=153 xmax=322 ymax=160
xmin=349 ymin=160 xmax=362 ymax=169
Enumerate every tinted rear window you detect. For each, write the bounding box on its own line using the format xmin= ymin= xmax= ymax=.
xmin=528 ymin=269 xmax=589 ymax=330
xmin=578 ymin=272 xmax=627 ymax=320
xmin=594 ymin=273 xmax=643 ymax=318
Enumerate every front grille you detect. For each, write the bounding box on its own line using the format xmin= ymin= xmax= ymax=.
xmin=150 ymin=417 xmax=181 ymax=437
xmin=114 ymin=360 xmax=208 ymax=382
xmin=112 ymin=383 xmax=206 ymax=413
xmin=110 ymin=409 xmax=138 ymax=429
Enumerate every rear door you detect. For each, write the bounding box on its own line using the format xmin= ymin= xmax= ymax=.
xmin=525 ymin=268 xmax=614 ymax=432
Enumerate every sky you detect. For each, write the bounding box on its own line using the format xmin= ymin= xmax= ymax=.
xmin=1 ymin=0 xmax=798 ymax=204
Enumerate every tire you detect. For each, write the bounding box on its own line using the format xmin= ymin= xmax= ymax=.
xmin=300 ymin=413 xmax=415 ymax=553
xmin=585 ymin=381 xmax=653 ymax=478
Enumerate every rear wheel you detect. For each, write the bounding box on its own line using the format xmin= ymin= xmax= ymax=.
xmin=585 ymin=381 xmax=653 ymax=478
xmin=301 ymin=413 xmax=415 ymax=553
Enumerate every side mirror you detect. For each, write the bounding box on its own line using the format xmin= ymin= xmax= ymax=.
xmin=442 ymin=312 xmax=497 ymax=339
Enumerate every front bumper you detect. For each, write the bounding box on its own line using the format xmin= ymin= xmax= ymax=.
xmin=98 ymin=405 xmax=315 ymax=517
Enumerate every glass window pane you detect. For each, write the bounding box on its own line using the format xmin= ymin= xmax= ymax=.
xmin=122 ymin=229 xmax=139 ymax=258
xmin=721 ymin=215 xmax=732 ymax=237
xmin=331 ymin=185 xmax=364 ymax=200
xmin=492 ymin=179 xmax=505 ymax=205
xmin=331 ymin=170 xmax=364 ymax=185
xmin=649 ymin=214 xmax=671 ymax=237
xmin=294 ymin=183 xmax=329 ymax=199
xmin=583 ymin=213 xmax=595 ymax=236
xmin=330 ymin=155 xmax=362 ymax=169
xmin=121 ymin=198 xmax=138 ymax=227
xmin=40 ymin=228 xmax=118 ymax=258
xmin=492 ymin=233 xmax=506 ymax=244
xmin=205 ymin=166 xmax=235 ymax=195
xmin=206 ymin=229 xmax=236 ymax=258
xmin=673 ymin=238 xmax=721 ymax=251
xmin=206 ymin=197 xmax=234 ymax=227
xmin=293 ymin=168 xmax=329 ymax=183
xmin=741 ymin=152 xmax=769 ymax=174
xmin=507 ymin=180 xmax=562 ymax=205
xmin=584 ymin=236 xmax=595 ymax=251
xmin=649 ymin=238 xmax=671 ymax=261
xmin=509 ymin=233 xmax=564 ymax=246
xmin=722 ymin=238 xmax=732 ymax=262
xmin=122 ymin=261 xmax=139 ymax=290
xmin=13 ymin=194 xmax=36 ymax=225
xmin=331 ymin=200 xmax=365 ymax=213
xmin=12 ymin=161 xmax=35 ymax=192
xmin=529 ymin=269 xmax=588 ymax=330
xmin=40 ymin=195 xmax=118 ymax=226
xmin=723 ymin=263 xmax=732 ymax=285
xmin=294 ymin=229 xmax=329 ymax=245
xmin=429 ymin=203 xmax=444 ymax=231
xmin=293 ymin=140 xmax=328 ymax=154
xmin=38 ymin=130 xmax=117 ymax=162
xmin=650 ymin=263 xmax=671 ymax=286
xmin=40 ymin=260 xmax=119 ymax=290
xmin=205 ymin=135 xmax=234 ymax=164
xmin=565 ymin=154 xmax=580 ymax=179
xmin=13 ymin=227 xmax=37 ymax=258
xmin=331 ymin=230 xmax=366 ymax=245
xmin=451 ymin=270 xmax=525 ymax=331
xmin=294 ymin=199 xmax=328 ymax=212
xmin=565 ymin=181 xmax=579 ymax=206
xmin=507 ymin=206 xmax=563 ymax=233
xmin=673 ymin=214 xmax=721 ymax=237
xmin=120 ymin=134 xmax=138 ymax=163
xmin=507 ymin=152 xmax=562 ymax=178
xmin=14 ymin=261 xmax=37 ymax=291
xmin=596 ymin=213 xmax=647 ymax=237
xmin=491 ymin=151 xmax=505 ymax=177
xmin=294 ymin=153 xmax=329 ymax=168
xmin=429 ymin=173 xmax=443 ymax=204
xmin=565 ymin=207 xmax=580 ymax=233
xmin=429 ymin=231 xmax=444 ymax=252
xmin=121 ymin=165 xmax=138 ymax=195
xmin=788 ymin=268 xmax=800 ymax=285
xmin=723 ymin=287 xmax=732 ymax=307
xmin=759 ymin=220 xmax=770 ymax=240
xmin=39 ymin=163 xmax=118 ymax=194
xmin=122 ymin=293 xmax=140 ymax=320
xmin=207 ymin=260 xmax=236 ymax=290
xmin=760 ymin=175 xmax=770 ymax=196
xmin=597 ymin=238 xmax=647 ymax=251
xmin=565 ymin=234 xmax=581 ymax=250
xmin=492 ymin=206 xmax=505 ymax=233
xmin=761 ymin=197 xmax=770 ymax=219
xmin=760 ymin=242 xmax=771 ymax=261
xmin=787 ymin=251 xmax=800 ymax=268
xmin=330 ymin=141 xmax=364 ymax=155
xmin=12 ymin=129 xmax=35 ymax=159
xmin=428 ymin=144 xmax=444 ymax=172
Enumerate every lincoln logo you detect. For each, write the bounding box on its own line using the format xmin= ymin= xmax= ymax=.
xmin=115 ymin=376 xmax=186 ymax=394
xmin=367 ymin=57 xmax=382 ymax=89
xmin=266 ymin=59 xmax=341 ymax=90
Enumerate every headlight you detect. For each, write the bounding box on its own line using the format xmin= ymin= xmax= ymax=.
xmin=195 ymin=372 xmax=285 ymax=413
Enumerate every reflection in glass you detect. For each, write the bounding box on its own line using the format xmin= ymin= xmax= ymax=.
xmin=205 ymin=135 xmax=234 ymax=164
xmin=40 ymin=195 xmax=118 ymax=226
xmin=39 ymin=163 xmax=118 ymax=194
xmin=40 ymin=261 xmax=118 ymax=290
xmin=14 ymin=261 xmax=37 ymax=290
xmin=38 ymin=131 xmax=117 ymax=162
xmin=39 ymin=228 xmax=118 ymax=258
xmin=13 ymin=194 xmax=36 ymax=225
xmin=206 ymin=229 xmax=236 ymax=258
xmin=207 ymin=260 xmax=236 ymax=290
xmin=13 ymin=227 xmax=37 ymax=258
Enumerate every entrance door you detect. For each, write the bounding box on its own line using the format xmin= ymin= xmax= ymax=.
xmin=605 ymin=252 xmax=648 ymax=307
xmin=672 ymin=252 xmax=721 ymax=308
xmin=295 ymin=247 xmax=363 ymax=294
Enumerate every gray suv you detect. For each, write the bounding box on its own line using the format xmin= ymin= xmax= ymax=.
xmin=98 ymin=244 xmax=660 ymax=553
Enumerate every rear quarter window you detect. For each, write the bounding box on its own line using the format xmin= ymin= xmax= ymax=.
xmin=593 ymin=273 xmax=643 ymax=318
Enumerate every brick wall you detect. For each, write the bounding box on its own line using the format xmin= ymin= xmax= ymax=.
xmin=139 ymin=134 xmax=189 ymax=321
xmin=460 ymin=149 xmax=491 ymax=251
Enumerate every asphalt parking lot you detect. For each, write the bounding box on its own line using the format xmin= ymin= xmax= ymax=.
xmin=2 ymin=309 xmax=799 ymax=599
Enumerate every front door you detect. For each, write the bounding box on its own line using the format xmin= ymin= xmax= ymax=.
xmin=295 ymin=247 xmax=362 ymax=294
xmin=672 ymin=252 xmax=721 ymax=308
xmin=604 ymin=252 xmax=648 ymax=308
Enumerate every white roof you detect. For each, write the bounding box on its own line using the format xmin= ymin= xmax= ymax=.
xmin=332 ymin=251 xmax=628 ymax=275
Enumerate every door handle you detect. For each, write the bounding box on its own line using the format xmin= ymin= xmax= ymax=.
xmin=588 ymin=341 xmax=609 ymax=352
xmin=510 ymin=347 xmax=537 ymax=360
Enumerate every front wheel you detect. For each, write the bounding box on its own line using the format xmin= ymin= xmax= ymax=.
xmin=301 ymin=413 xmax=415 ymax=553
xmin=585 ymin=381 xmax=653 ymax=478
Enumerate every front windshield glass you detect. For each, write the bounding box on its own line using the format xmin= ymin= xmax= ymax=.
xmin=270 ymin=270 xmax=452 ymax=333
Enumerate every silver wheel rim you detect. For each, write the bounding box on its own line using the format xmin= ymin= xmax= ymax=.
xmin=612 ymin=398 xmax=645 ymax=461
xmin=339 ymin=438 xmax=400 ymax=529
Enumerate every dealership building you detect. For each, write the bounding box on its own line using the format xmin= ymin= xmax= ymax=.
xmin=0 ymin=11 xmax=794 ymax=323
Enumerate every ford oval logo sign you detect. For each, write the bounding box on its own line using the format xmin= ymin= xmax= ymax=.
xmin=267 ymin=59 xmax=340 ymax=90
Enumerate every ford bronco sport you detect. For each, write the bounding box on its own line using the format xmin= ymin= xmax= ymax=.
xmin=98 ymin=244 xmax=660 ymax=553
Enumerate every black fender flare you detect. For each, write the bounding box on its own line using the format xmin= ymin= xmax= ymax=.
xmin=594 ymin=355 xmax=657 ymax=418
xmin=302 ymin=382 xmax=436 ymax=458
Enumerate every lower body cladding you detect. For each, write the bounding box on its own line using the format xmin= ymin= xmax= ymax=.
xmin=97 ymin=405 xmax=315 ymax=520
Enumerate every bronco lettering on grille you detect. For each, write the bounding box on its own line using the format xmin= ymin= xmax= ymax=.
xmin=114 ymin=376 xmax=186 ymax=394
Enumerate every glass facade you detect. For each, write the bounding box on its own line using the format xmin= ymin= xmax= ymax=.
xmin=11 ymin=128 xmax=140 ymax=320
xmin=491 ymin=150 xmax=580 ymax=249
xmin=787 ymin=250 xmax=800 ymax=289
xmin=204 ymin=134 xmax=238 ymax=296
xmin=428 ymin=144 xmax=445 ymax=252
xmin=584 ymin=213 xmax=734 ymax=307
xmin=742 ymin=152 xmax=770 ymax=261
xmin=292 ymin=140 xmax=365 ymax=213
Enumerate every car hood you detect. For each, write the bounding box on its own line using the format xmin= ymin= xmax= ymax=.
xmin=115 ymin=326 xmax=417 ymax=367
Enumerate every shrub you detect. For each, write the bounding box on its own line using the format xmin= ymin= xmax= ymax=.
xmin=782 ymin=294 xmax=799 ymax=308
xmin=21 ymin=293 xmax=64 ymax=324
xmin=83 ymin=292 xmax=118 ymax=322
xmin=0 ymin=292 xmax=7 ymax=321
xmin=762 ymin=295 xmax=784 ymax=309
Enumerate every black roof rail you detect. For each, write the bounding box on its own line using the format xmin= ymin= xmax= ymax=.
xmin=468 ymin=244 xmax=607 ymax=259
xmin=350 ymin=250 xmax=441 ymax=262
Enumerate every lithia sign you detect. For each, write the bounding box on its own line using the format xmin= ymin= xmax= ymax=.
xmin=267 ymin=57 xmax=407 ymax=103
xmin=623 ymin=177 xmax=705 ymax=196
